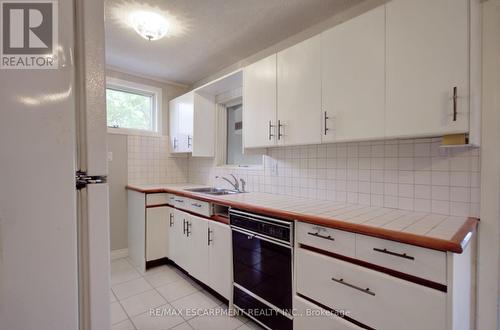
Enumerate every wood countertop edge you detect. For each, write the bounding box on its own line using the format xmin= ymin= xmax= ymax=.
xmin=126 ymin=185 xmax=479 ymax=253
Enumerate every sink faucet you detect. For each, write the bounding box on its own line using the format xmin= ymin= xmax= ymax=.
xmin=216 ymin=174 xmax=240 ymax=191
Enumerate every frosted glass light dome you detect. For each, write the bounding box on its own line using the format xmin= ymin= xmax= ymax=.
xmin=129 ymin=10 xmax=169 ymax=41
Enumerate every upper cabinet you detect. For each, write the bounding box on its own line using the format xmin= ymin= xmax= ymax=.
xmin=169 ymin=92 xmax=193 ymax=153
xmin=385 ymin=0 xmax=470 ymax=138
xmin=243 ymin=54 xmax=277 ymax=149
xmin=277 ymin=35 xmax=322 ymax=146
xmin=321 ymin=6 xmax=385 ymax=143
xmin=169 ymin=91 xmax=215 ymax=156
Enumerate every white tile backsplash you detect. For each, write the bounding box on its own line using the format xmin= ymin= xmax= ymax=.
xmin=187 ymin=138 xmax=480 ymax=217
xmin=127 ymin=135 xmax=188 ymax=185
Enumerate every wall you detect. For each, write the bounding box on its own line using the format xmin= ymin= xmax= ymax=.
xmin=189 ymin=137 xmax=480 ymax=218
xmin=106 ymin=69 xmax=189 ymax=250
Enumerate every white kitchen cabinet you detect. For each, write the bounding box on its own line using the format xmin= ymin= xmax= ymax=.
xmin=171 ymin=209 xmax=190 ymax=270
xmin=167 ymin=207 xmax=180 ymax=264
xmin=185 ymin=214 xmax=210 ymax=284
xmin=385 ymin=0 xmax=470 ymax=138
xmin=277 ymin=35 xmax=322 ymax=146
xmin=321 ymin=6 xmax=385 ymax=143
xmin=145 ymin=206 xmax=168 ymax=262
xmin=242 ymin=54 xmax=277 ymax=148
xmin=192 ymin=93 xmax=215 ymax=157
xmin=208 ymin=221 xmax=232 ymax=300
xmin=169 ymin=92 xmax=193 ymax=153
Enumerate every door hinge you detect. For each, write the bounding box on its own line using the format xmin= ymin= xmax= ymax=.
xmin=76 ymin=171 xmax=107 ymax=190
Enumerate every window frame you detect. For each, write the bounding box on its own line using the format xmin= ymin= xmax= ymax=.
xmin=215 ymin=95 xmax=264 ymax=170
xmin=106 ymin=77 xmax=163 ymax=136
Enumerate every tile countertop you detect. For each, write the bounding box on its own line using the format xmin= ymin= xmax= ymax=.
xmin=126 ymin=183 xmax=478 ymax=254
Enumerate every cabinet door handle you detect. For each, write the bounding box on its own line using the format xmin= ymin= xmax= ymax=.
xmin=307 ymin=232 xmax=334 ymax=241
xmin=208 ymin=228 xmax=213 ymax=246
xmin=373 ymin=248 xmax=415 ymax=260
xmin=331 ymin=277 xmax=375 ymax=296
xmin=188 ymin=135 xmax=192 ymax=148
xmin=186 ymin=221 xmax=191 ymax=237
xmin=268 ymin=121 xmax=275 ymax=140
xmin=182 ymin=219 xmax=186 ymax=234
xmin=277 ymin=120 xmax=283 ymax=140
xmin=324 ymin=111 xmax=329 ymax=135
xmin=173 ymin=138 xmax=178 ymax=150
xmin=452 ymin=86 xmax=458 ymax=121
xmin=169 ymin=213 xmax=174 ymax=227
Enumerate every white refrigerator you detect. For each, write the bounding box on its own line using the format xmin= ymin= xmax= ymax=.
xmin=0 ymin=0 xmax=110 ymax=329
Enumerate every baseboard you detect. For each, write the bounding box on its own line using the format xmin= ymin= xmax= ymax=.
xmin=110 ymin=248 xmax=128 ymax=260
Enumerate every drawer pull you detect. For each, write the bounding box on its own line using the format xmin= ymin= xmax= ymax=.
xmin=373 ymin=248 xmax=415 ymax=260
xmin=308 ymin=232 xmax=335 ymax=241
xmin=331 ymin=277 xmax=375 ymax=296
xmin=192 ymin=203 xmax=202 ymax=208
xmin=175 ymin=199 xmax=184 ymax=203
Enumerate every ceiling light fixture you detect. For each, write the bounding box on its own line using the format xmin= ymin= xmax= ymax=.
xmin=129 ymin=10 xmax=169 ymax=41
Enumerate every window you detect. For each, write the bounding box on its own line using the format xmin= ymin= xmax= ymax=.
xmin=225 ymin=103 xmax=262 ymax=166
xmin=106 ymin=77 xmax=162 ymax=135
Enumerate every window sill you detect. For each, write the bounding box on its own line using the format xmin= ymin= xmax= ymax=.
xmin=107 ymin=127 xmax=161 ymax=137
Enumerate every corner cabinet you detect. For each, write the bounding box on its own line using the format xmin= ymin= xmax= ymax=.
xmin=169 ymin=92 xmax=215 ymax=156
xmin=277 ymin=35 xmax=322 ymax=146
xmin=321 ymin=6 xmax=385 ymax=143
xmin=169 ymin=92 xmax=193 ymax=153
xmin=242 ymin=54 xmax=277 ymax=149
xmin=385 ymin=0 xmax=471 ymax=138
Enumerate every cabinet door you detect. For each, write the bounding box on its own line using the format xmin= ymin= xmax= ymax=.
xmin=171 ymin=209 xmax=189 ymax=269
xmin=185 ymin=215 xmax=209 ymax=283
xmin=192 ymin=93 xmax=215 ymax=157
xmin=243 ymin=54 xmax=277 ymax=148
xmin=208 ymin=221 xmax=232 ymax=300
xmin=166 ymin=207 xmax=176 ymax=261
xmin=277 ymin=35 xmax=322 ymax=146
xmin=169 ymin=97 xmax=180 ymax=153
xmin=386 ymin=0 xmax=469 ymax=138
xmin=145 ymin=206 xmax=168 ymax=261
xmin=321 ymin=6 xmax=385 ymax=143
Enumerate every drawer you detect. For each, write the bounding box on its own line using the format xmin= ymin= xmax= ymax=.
xmin=146 ymin=193 xmax=170 ymax=206
xmin=296 ymin=248 xmax=446 ymax=330
xmin=186 ymin=198 xmax=212 ymax=217
xmin=296 ymin=222 xmax=355 ymax=258
xmin=355 ymin=235 xmax=447 ymax=284
xmin=293 ymin=295 xmax=362 ymax=330
xmin=171 ymin=195 xmax=189 ymax=210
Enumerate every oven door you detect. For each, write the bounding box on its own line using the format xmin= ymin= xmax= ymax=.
xmin=232 ymin=227 xmax=292 ymax=312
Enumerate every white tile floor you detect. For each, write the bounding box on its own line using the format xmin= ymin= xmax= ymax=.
xmin=110 ymin=257 xmax=263 ymax=330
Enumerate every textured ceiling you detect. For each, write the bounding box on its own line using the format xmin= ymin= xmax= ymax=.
xmin=105 ymin=0 xmax=363 ymax=85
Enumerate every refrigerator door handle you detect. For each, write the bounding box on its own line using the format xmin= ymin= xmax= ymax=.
xmin=76 ymin=171 xmax=107 ymax=190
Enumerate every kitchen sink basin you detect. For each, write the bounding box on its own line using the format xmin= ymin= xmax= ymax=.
xmin=184 ymin=187 xmax=241 ymax=195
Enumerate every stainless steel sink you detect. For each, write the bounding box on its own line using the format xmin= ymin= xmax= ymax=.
xmin=184 ymin=187 xmax=241 ymax=195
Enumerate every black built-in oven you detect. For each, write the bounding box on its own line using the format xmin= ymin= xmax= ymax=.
xmin=230 ymin=209 xmax=293 ymax=330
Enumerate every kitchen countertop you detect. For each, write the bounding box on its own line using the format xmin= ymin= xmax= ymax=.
xmin=127 ymin=183 xmax=478 ymax=253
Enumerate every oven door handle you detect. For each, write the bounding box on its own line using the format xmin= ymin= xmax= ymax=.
xmin=231 ymin=227 xmax=292 ymax=249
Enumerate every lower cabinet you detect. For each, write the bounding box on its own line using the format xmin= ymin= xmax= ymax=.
xmin=145 ymin=206 xmax=169 ymax=261
xmin=296 ymin=248 xmax=446 ymax=330
xmin=293 ymin=295 xmax=361 ymax=330
xmin=169 ymin=208 xmax=232 ymax=300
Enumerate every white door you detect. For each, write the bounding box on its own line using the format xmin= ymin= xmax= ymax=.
xmin=172 ymin=209 xmax=189 ymax=269
xmin=386 ymin=0 xmax=469 ymax=138
xmin=208 ymin=221 xmax=232 ymax=299
xmin=186 ymin=215 xmax=209 ymax=283
xmin=169 ymin=98 xmax=180 ymax=152
xmin=178 ymin=92 xmax=194 ymax=153
xmin=146 ymin=207 xmax=168 ymax=261
xmin=321 ymin=6 xmax=385 ymax=143
xmin=277 ymin=35 xmax=322 ymax=146
xmin=192 ymin=93 xmax=216 ymax=157
xmin=243 ymin=54 xmax=277 ymax=148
